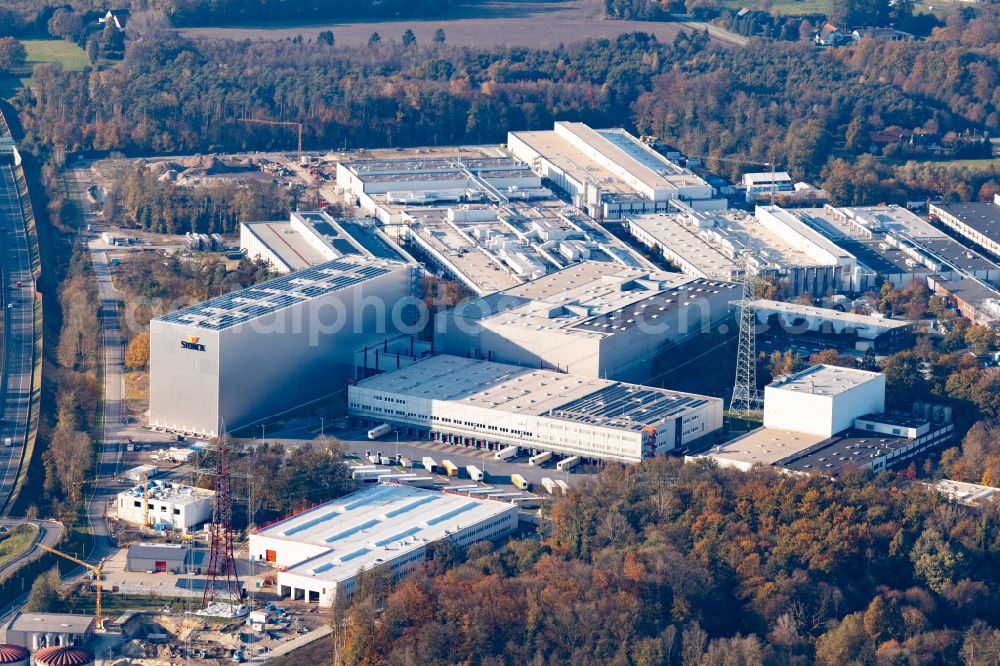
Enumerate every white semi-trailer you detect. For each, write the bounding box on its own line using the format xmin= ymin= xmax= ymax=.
xmin=529 ymin=451 xmax=552 ymax=467
xmin=495 ymin=447 xmax=518 ymax=461
xmin=367 ymin=423 xmax=392 ymax=439
xmin=556 ymin=456 xmax=581 ymax=472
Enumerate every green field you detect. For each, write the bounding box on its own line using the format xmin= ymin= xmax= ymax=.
xmin=721 ymin=0 xmax=830 ymax=15
xmin=0 ymin=39 xmax=89 ymax=99
xmin=0 ymin=524 xmax=39 ymax=567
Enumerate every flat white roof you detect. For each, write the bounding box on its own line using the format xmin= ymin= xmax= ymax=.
xmin=353 ymin=354 xmax=720 ymax=432
xmin=751 ymin=299 xmax=912 ymax=330
xmin=767 ymin=364 xmax=883 ymax=397
xmin=449 ymin=261 xmax=738 ymax=338
xmin=933 ymin=479 xmax=999 ymax=505
xmin=699 ymin=428 xmax=827 ymax=467
xmin=118 ymin=481 xmax=214 ymax=507
xmin=244 ymin=220 xmax=327 ymax=271
xmin=254 ymin=485 xmax=514 ymax=584
xmin=9 ymin=613 xmax=94 ymax=633
xmin=744 ymin=171 xmax=792 ymax=185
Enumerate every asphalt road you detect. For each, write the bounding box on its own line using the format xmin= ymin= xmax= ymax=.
xmin=0 ymin=162 xmax=36 ymax=514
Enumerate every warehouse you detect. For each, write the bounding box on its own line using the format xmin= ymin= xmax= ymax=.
xmin=742 ymin=171 xmax=794 ymax=202
xmin=250 ymin=484 xmax=517 ymax=606
xmin=126 ymin=543 xmax=192 ymax=573
xmin=793 ymin=204 xmax=1000 ymax=290
xmin=693 ymin=365 xmax=954 ymax=475
xmin=752 ymin=299 xmax=914 ymax=353
xmin=929 ymin=195 xmax=1000 ymax=258
xmin=241 ymin=210 xmax=416 ymax=274
xmin=435 ymin=261 xmax=740 ymax=383
xmin=149 ymin=256 xmax=418 ymax=436
xmin=115 ymin=482 xmax=214 ymax=533
xmin=625 ymin=205 xmax=855 ymax=296
xmin=348 ymin=354 xmax=724 ymax=462
xmin=927 ymin=274 xmax=1000 ymax=326
xmin=507 ymin=122 xmax=725 ymax=219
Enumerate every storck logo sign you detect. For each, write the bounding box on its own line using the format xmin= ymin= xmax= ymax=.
xmin=181 ymin=335 xmax=206 ymax=351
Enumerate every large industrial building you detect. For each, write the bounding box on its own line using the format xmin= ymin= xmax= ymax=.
xmin=929 ymin=194 xmax=1000 ymax=259
xmin=241 ymin=210 xmax=415 ymax=273
xmin=508 ymin=122 xmax=725 ymax=218
xmin=115 ymin=481 xmax=214 ymax=533
xmin=434 ymin=261 xmax=740 ymax=383
xmin=927 ymin=274 xmax=1000 ymax=326
xmin=792 ymin=204 xmax=1000 ymax=290
xmin=149 ymin=256 xmax=418 ymax=436
xmin=753 ymin=299 xmax=914 ymax=353
xmin=250 ymin=484 xmax=517 ymax=606
xmin=348 ymin=354 xmax=724 ymax=462
xmin=694 ymin=365 xmax=954 ymax=475
xmin=625 ymin=204 xmax=856 ymax=296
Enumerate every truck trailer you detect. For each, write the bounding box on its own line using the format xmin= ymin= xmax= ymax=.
xmin=511 ymin=474 xmax=529 ymax=490
xmin=367 ymin=423 xmax=392 ymax=440
xmin=442 ymin=460 xmax=459 ymax=477
xmin=529 ymin=451 xmax=552 ymax=467
xmin=495 ymin=446 xmax=518 ymax=461
xmin=467 ymin=465 xmax=484 ymax=482
xmin=422 ymin=456 xmax=437 ymax=473
xmin=556 ymin=456 xmax=581 ymax=472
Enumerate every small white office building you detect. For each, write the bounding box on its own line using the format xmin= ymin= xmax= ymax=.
xmin=115 ymin=482 xmax=214 ymax=533
xmin=764 ymin=365 xmax=885 ymax=437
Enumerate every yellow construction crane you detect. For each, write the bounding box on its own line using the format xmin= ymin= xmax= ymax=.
xmin=37 ymin=544 xmax=106 ymax=631
xmin=239 ymin=117 xmax=304 ymax=163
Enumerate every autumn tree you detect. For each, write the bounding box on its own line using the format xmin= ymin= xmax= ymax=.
xmin=401 ymin=29 xmax=416 ymax=48
xmin=125 ymin=331 xmax=150 ymax=370
xmin=434 ymin=28 xmax=446 ymax=45
xmin=0 ymin=37 xmax=25 ymax=73
xmin=25 ymin=567 xmax=62 ymax=612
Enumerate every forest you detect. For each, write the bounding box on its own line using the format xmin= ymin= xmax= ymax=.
xmin=12 ymin=5 xmax=1000 ymax=203
xmin=332 ymin=458 xmax=1000 ymax=665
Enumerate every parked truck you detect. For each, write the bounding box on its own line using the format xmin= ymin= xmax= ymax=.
xmin=467 ymin=465 xmax=484 ymax=482
xmin=541 ymin=477 xmax=557 ymax=495
xmin=442 ymin=460 xmax=459 ymax=477
xmin=556 ymin=456 xmax=581 ymax=472
xmin=511 ymin=474 xmax=529 ymax=491
xmin=529 ymin=451 xmax=552 ymax=467
xmin=495 ymin=446 xmax=518 ymax=461
xmin=367 ymin=423 xmax=392 ymax=440
xmin=422 ymin=456 xmax=437 ymax=473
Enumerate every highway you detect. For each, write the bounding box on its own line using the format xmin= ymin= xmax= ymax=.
xmin=0 ymin=161 xmax=36 ymax=514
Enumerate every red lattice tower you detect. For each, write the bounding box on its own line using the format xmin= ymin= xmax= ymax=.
xmin=202 ymin=435 xmax=241 ymax=608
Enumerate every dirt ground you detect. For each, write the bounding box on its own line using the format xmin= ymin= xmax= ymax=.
xmin=179 ymin=0 xmax=705 ymax=47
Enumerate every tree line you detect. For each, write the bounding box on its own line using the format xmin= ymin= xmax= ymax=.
xmin=13 ymin=14 xmax=998 ymax=204
xmin=333 ymin=457 xmax=1000 ymax=665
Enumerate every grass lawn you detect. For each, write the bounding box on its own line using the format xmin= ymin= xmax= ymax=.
xmin=23 ymin=39 xmax=89 ymax=71
xmin=0 ymin=524 xmax=39 ymax=567
xmin=0 ymin=39 xmax=89 ymax=99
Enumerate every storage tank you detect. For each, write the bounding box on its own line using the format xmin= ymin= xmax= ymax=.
xmin=32 ymin=645 xmax=94 ymax=666
xmin=0 ymin=645 xmax=29 ymax=666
